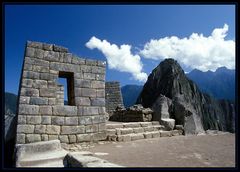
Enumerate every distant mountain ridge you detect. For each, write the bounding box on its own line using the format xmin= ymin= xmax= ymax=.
xmin=120 ymin=66 xmax=235 ymax=108
xmin=186 ymin=67 xmax=235 ymax=101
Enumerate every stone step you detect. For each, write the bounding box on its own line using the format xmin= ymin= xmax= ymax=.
xmin=17 ymin=150 xmax=68 ymax=167
xmin=106 ymin=122 xmax=154 ymax=129
xmin=15 ymin=140 xmax=68 ymax=167
xmin=112 ymin=130 xmax=183 ymax=142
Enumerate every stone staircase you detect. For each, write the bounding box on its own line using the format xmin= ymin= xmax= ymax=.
xmin=106 ymin=121 xmax=183 ymax=142
xmin=15 ymin=140 xmax=68 ymax=167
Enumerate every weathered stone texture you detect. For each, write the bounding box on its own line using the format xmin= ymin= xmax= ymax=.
xmin=16 ymin=41 xmax=106 ymax=144
xmin=105 ymin=82 xmax=124 ymax=115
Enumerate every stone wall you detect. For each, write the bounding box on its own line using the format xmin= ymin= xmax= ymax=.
xmin=105 ymin=82 xmax=124 ymax=115
xmin=16 ymin=41 xmax=107 ymax=144
xmin=109 ymin=105 xmax=153 ymax=122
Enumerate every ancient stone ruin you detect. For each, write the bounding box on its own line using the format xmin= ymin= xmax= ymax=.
xmin=105 ymin=81 xmax=124 ymax=115
xmin=16 ymin=41 xmax=107 ymax=144
xmin=109 ymin=104 xmax=153 ymax=122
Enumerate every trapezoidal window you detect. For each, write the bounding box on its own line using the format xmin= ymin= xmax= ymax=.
xmin=58 ymin=71 xmax=75 ymax=106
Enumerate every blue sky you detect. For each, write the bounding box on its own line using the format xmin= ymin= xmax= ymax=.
xmin=5 ymin=5 xmax=235 ymax=95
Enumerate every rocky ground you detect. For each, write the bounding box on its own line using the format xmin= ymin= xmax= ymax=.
xmin=62 ymin=132 xmax=235 ymax=168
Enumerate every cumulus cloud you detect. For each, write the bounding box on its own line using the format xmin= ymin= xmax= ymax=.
xmin=86 ymin=36 xmax=148 ymax=82
xmin=140 ymin=24 xmax=235 ymax=72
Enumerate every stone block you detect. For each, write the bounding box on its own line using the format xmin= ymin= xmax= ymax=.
xmin=98 ymin=107 xmax=106 ymax=114
xmin=85 ymin=59 xmax=97 ymax=66
xmin=53 ymin=106 xmax=77 ymax=116
xmin=98 ymin=123 xmax=106 ymax=132
xmin=92 ymin=116 xmax=100 ymax=124
xmin=97 ymin=60 xmax=106 ymax=67
xmin=91 ymin=67 xmax=105 ymax=74
xmin=77 ymin=107 xmax=83 ymax=116
xmin=120 ymin=128 xmax=133 ymax=135
xmin=61 ymin=126 xmax=85 ymax=134
xmin=39 ymin=88 xmax=56 ymax=97
xmin=53 ymin=45 xmax=68 ymax=52
xmin=24 ymin=63 xmax=32 ymax=70
xmin=29 ymin=97 xmax=48 ymax=105
xmin=33 ymin=58 xmax=49 ymax=67
xmin=48 ymin=135 xmax=58 ymax=140
xmin=91 ymin=81 xmax=105 ymax=89
xmin=19 ymin=96 xmax=30 ymax=104
xmin=68 ymin=135 xmax=77 ymax=143
xmin=39 ymin=106 xmax=52 ymax=115
xmin=22 ymin=79 xmax=33 ymax=88
xmin=48 ymin=98 xmax=56 ymax=105
xmin=26 ymin=134 xmax=41 ymax=143
xmin=16 ymin=134 xmax=25 ymax=144
xmin=32 ymin=65 xmax=49 ymax=73
xmin=130 ymin=133 xmax=144 ymax=141
xmin=160 ymin=118 xmax=175 ymax=130
xmin=65 ymin=117 xmax=78 ymax=125
xmin=25 ymin=47 xmax=35 ymax=57
xmin=151 ymin=131 xmax=161 ymax=138
xmin=90 ymin=98 xmax=105 ymax=106
xmin=85 ymin=125 xmax=98 ymax=133
xmin=34 ymin=49 xmax=44 ymax=59
xmin=143 ymin=126 xmax=154 ymax=132
xmin=27 ymin=41 xmax=43 ymax=49
xmin=143 ymin=132 xmax=152 ymax=139
xmin=41 ymin=116 xmax=51 ymax=124
xmin=80 ymin=88 xmax=96 ymax=97
xmin=63 ymin=53 xmax=72 ymax=63
xmin=18 ymin=115 xmax=26 ymax=124
xmin=44 ymin=51 xmax=59 ymax=62
xmin=75 ymin=97 xmax=91 ymax=106
xmin=95 ymin=74 xmax=105 ymax=81
xmin=51 ymin=116 xmax=65 ymax=125
xmin=26 ymin=116 xmax=41 ymax=124
xmin=77 ymin=134 xmax=92 ymax=142
xmin=74 ymin=72 xmax=84 ymax=79
xmin=172 ymin=130 xmax=180 ymax=136
xmin=72 ymin=56 xmax=85 ymax=65
xmin=152 ymin=121 xmax=160 ymax=125
xmin=106 ymin=123 xmax=123 ymax=129
xmin=59 ymin=135 xmax=69 ymax=143
xmin=106 ymin=129 xmax=116 ymax=136
xmin=20 ymin=88 xmax=39 ymax=97
xmin=84 ymin=116 xmax=92 ymax=125
xmin=41 ymin=134 xmax=49 ymax=141
xmin=43 ymin=43 xmax=53 ymax=51
xmin=34 ymin=125 xmax=46 ymax=134
xmin=82 ymin=107 xmax=99 ymax=115
xmin=17 ymin=124 xmax=34 ymax=134
xmin=83 ymin=73 xmax=95 ymax=80
xmin=32 ymin=80 xmax=48 ymax=89
xmin=133 ymin=127 xmax=144 ymax=133
xmin=140 ymin=122 xmax=152 ymax=127
xmin=74 ymin=79 xmax=91 ymax=88
xmin=78 ymin=117 xmax=85 ymax=125
xmin=46 ymin=125 xmax=60 ymax=134
xmin=92 ymin=132 xmax=107 ymax=141
xmin=117 ymin=135 xmax=131 ymax=142
xmin=96 ymin=89 xmax=105 ymax=98
xmin=123 ymin=123 xmax=141 ymax=128
xmin=40 ymin=73 xmax=57 ymax=81
xmin=22 ymin=71 xmax=40 ymax=79
xmin=160 ymin=131 xmax=172 ymax=137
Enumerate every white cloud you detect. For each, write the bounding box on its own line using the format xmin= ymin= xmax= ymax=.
xmin=86 ymin=36 xmax=148 ymax=82
xmin=140 ymin=24 xmax=235 ymax=72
